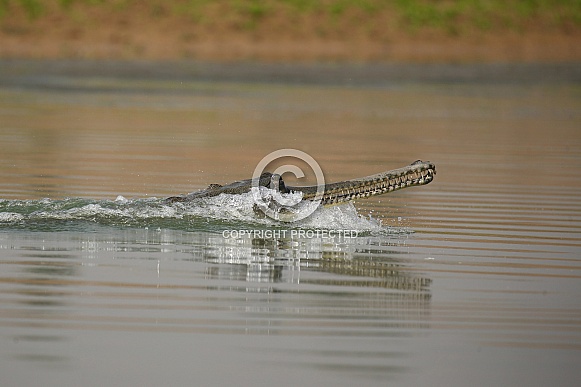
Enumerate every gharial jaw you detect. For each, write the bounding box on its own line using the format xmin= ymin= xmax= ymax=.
xmin=288 ymin=160 xmax=436 ymax=206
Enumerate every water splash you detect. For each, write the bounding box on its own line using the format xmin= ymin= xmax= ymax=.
xmin=0 ymin=192 xmax=406 ymax=234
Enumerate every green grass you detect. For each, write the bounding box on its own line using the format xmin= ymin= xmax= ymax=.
xmin=1 ymin=0 xmax=580 ymax=33
xmin=1 ymin=0 xmax=43 ymax=18
xmin=394 ymin=0 xmax=581 ymax=32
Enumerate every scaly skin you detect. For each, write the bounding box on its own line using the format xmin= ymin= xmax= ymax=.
xmin=166 ymin=160 xmax=436 ymax=205
xmin=289 ymin=160 xmax=436 ymax=205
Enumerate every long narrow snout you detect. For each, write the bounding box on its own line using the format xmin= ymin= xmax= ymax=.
xmin=287 ymin=160 xmax=436 ymax=206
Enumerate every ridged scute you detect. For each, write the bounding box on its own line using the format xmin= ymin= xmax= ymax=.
xmin=291 ymin=160 xmax=436 ymax=206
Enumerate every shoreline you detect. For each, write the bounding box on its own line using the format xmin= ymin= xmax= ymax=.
xmin=2 ymin=31 xmax=580 ymax=64
xmin=1 ymin=59 xmax=579 ymax=86
xmin=1 ymin=2 xmax=580 ymax=64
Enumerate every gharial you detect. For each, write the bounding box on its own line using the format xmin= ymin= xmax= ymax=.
xmin=166 ymin=160 xmax=436 ymax=206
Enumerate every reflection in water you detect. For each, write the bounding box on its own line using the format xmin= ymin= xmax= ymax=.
xmin=204 ymin=234 xmax=431 ymax=293
xmin=0 ymin=230 xmax=431 ymax=382
xmin=0 ymin=230 xmax=431 ymax=333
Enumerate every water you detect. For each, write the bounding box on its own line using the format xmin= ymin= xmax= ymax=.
xmin=1 ymin=60 xmax=580 ymax=386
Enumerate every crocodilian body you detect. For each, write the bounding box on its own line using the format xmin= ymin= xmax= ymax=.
xmin=166 ymin=160 xmax=436 ymax=207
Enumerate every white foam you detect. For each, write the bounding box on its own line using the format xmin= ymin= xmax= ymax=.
xmin=115 ymin=195 xmax=128 ymax=203
xmin=171 ymin=190 xmax=391 ymax=233
xmin=0 ymin=193 xmax=401 ymax=234
xmin=0 ymin=212 xmax=24 ymax=222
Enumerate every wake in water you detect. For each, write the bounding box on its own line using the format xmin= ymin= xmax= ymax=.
xmin=0 ymin=191 xmax=407 ymax=234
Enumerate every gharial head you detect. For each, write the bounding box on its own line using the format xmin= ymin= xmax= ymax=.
xmin=283 ymin=159 xmax=436 ymax=205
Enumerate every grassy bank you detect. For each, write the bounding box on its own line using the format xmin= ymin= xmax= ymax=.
xmin=3 ymin=0 xmax=580 ymax=32
xmin=1 ymin=0 xmax=580 ymax=61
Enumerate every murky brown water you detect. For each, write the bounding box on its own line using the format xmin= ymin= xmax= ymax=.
xmin=1 ymin=60 xmax=580 ymax=386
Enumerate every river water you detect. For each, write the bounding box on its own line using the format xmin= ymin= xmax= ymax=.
xmin=1 ymin=60 xmax=580 ymax=386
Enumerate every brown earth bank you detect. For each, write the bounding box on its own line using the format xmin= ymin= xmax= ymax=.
xmin=1 ymin=2 xmax=580 ymax=63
